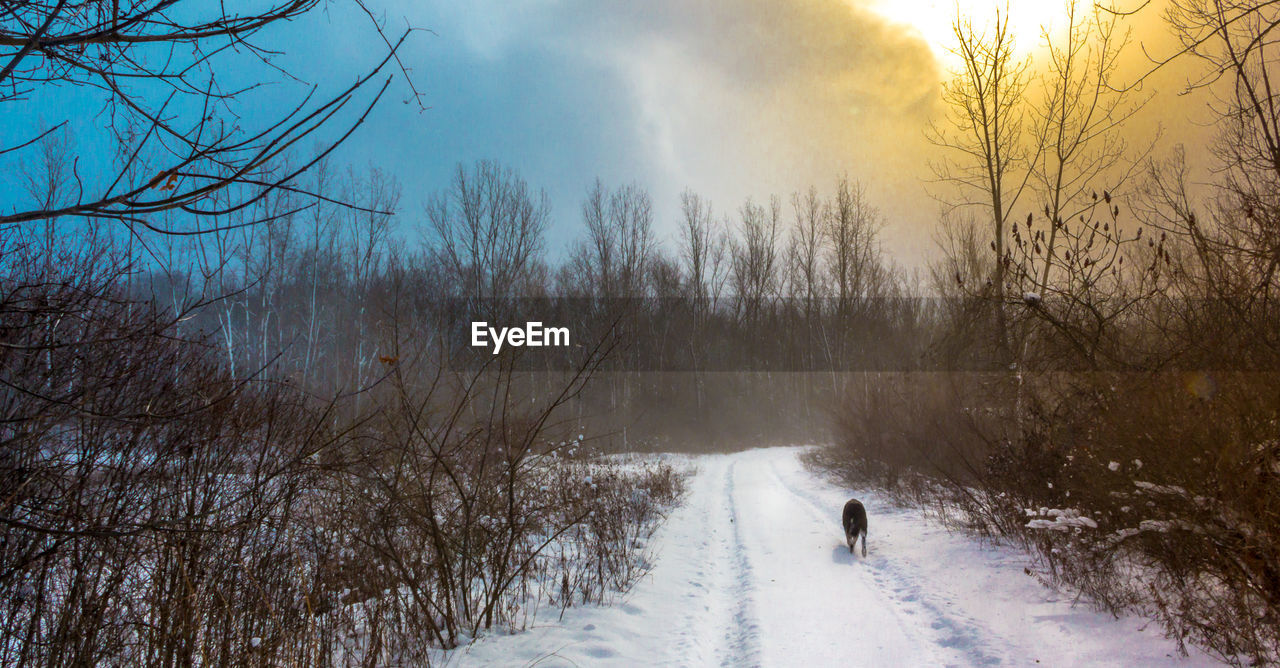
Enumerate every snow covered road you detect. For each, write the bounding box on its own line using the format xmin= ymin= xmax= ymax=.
xmin=446 ymin=447 xmax=1218 ymax=667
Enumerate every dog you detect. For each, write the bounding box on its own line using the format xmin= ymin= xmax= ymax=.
xmin=842 ymin=498 xmax=868 ymax=556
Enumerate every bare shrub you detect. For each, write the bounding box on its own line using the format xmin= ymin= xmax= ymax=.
xmin=825 ymin=366 xmax=1280 ymax=664
xmin=0 ymin=238 xmax=331 ymax=667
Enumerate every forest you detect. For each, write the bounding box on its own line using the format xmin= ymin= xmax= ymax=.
xmin=2 ymin=0 xmax=1279 ymax=665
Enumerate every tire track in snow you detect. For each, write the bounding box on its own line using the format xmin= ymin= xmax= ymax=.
xmin=666 ymin=458 xmax=723 ymax=665
xmin=666 ymin=457 xmax=761 ymax=666
xmin=763 ymin=454 xmax=1010 ymax=667
xmin=719 ymin=459 xmax=762 ymax=667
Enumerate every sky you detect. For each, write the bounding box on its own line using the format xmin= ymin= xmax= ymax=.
xmin=2 ymin=0 xmax=1215 ymax=269
xmin=275 ymin=0 xmax=948 ymax=263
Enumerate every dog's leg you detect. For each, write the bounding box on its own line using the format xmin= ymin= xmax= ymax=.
xmin=861 ymin=531 xmax=868 ymax=557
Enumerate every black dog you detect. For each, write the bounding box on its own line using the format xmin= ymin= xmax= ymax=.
xmin=842 ymin=498 xmax=868 ymax=556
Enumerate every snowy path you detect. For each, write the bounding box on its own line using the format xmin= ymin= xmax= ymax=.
xmin=445 ymin=447 xmax=1219 ymax=667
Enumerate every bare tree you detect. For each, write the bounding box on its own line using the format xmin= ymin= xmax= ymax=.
xmin=575 ymin=180 xmax=655 ymax=299
xmin=0 ymin=2 xmax=416 ymax=236
xmin=609 ymin=183 xmax=655 ymax=298
xmin=788 ymin=186 xmax=827 ymax=319
xmin=1153 ymin=0 xmax=1280 ymax=361
xmin=930 ymin=7 xmax=1037 ymax=357
xmin=730 ymin=196 xmax=782 ymax=326
xmin=1029 ymin=0 xmax=1145 ymax=293
xmin=678 ymin=189 xmax=728 ymax=315
xmin=826 ymin=177 xmax=884 ymax=318
xmin=426 ymin=160 xmax=549 ymax=301
xmin=581 ymin=179 xmax=617 ymax=297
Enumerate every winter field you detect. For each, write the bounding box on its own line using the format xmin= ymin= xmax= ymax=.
xmin=444 ymin=447 xmax=1219 ymax=667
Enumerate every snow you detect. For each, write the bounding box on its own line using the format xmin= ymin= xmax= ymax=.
xmin=1136 ymin=519 xmax=1199 ymax=534
xmin=440 ymin=447 xmax=1220 ymax=667
xmin=1135 ymin=480 xmax=1189 ymax=496
xmin=1026 ymin=508 xmax=1099 ymax=530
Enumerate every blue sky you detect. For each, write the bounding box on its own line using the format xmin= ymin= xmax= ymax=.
xmin=5 ymin=2 xmax=684 ymax=256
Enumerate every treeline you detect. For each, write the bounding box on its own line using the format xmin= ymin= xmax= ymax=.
xmin=133 ymin=158 xmax=926 ymax=451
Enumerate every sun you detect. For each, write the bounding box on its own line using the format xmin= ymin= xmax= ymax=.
xmin=865 ymin=0 xmax=1068 ymax=71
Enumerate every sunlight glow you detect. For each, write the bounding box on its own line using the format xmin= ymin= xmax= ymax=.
xmin=866 ymin=0 xmax=1068 ymax=70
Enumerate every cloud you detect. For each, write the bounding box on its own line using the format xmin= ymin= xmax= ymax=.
xmin=388 ymin=0 xmax=946 ymax=258
xmin=539 ymin=1 xmax=938 ymax=173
